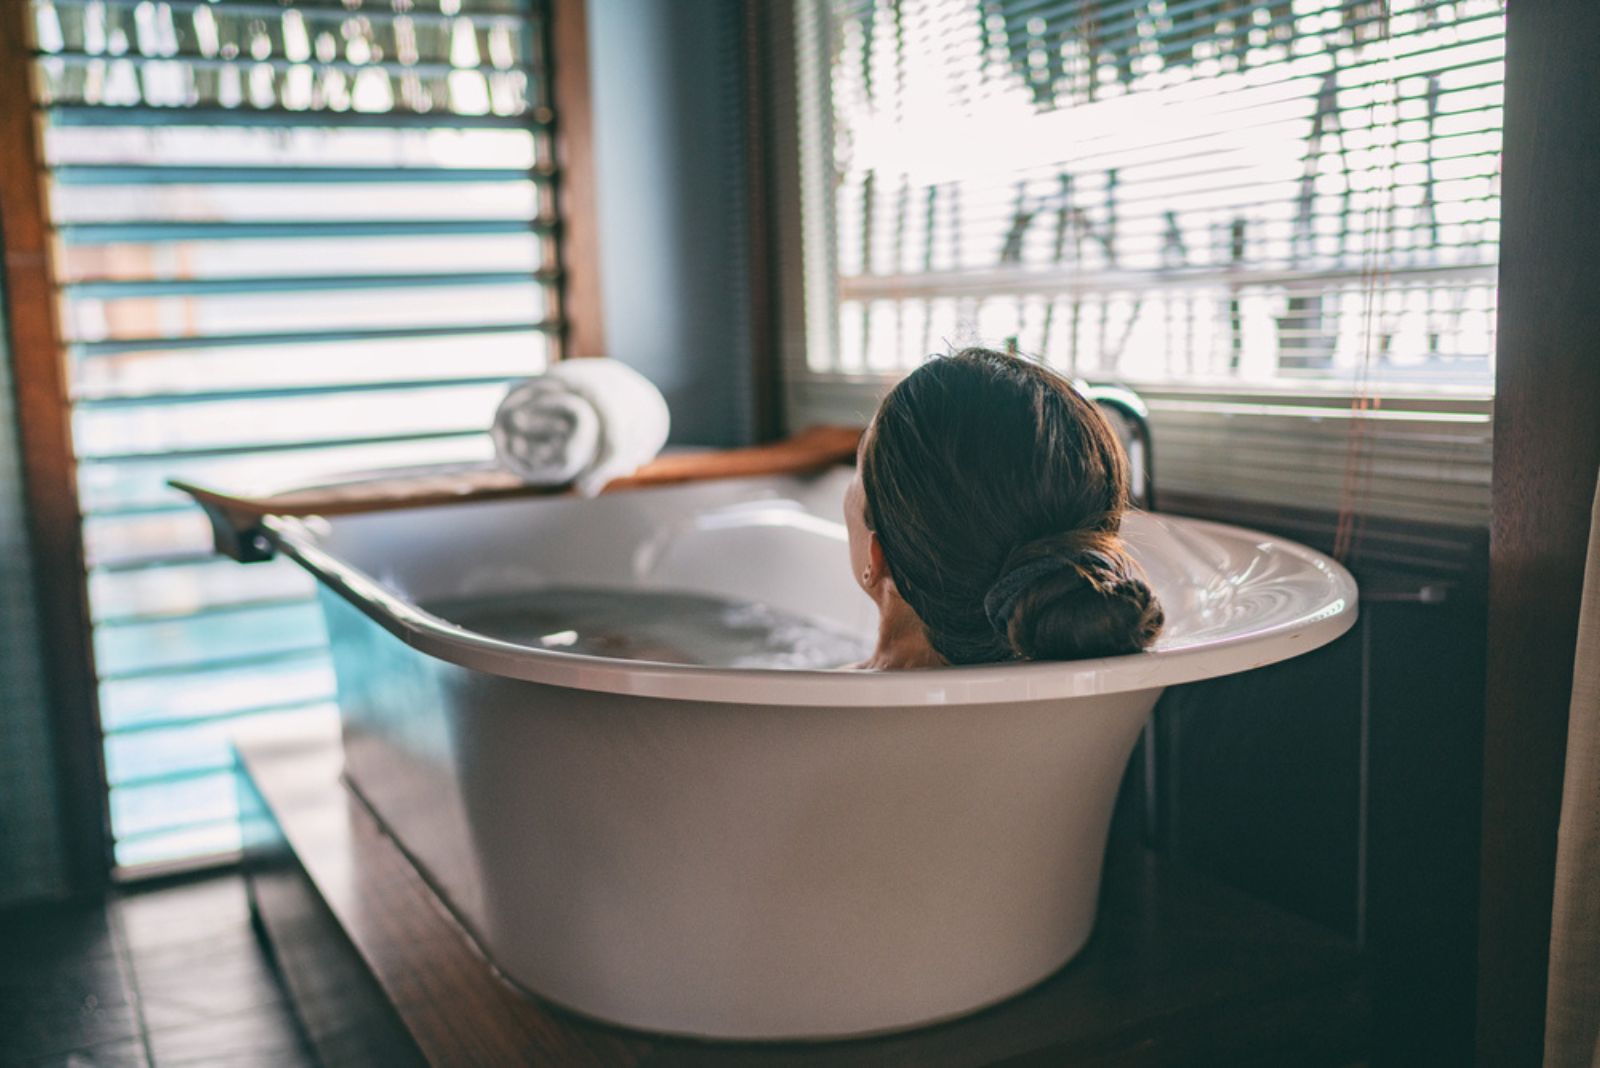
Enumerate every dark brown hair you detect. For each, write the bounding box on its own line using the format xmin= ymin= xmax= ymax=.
xmin=860 ymin=348 xmax=1163 ymax=664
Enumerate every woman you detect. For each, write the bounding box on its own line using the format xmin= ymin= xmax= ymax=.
xmin=845 ymin=348 xmax=1163 ymax=670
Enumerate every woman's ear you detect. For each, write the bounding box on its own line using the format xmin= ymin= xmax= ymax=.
xmin=864 ymin=531 xmax=890 ymax=592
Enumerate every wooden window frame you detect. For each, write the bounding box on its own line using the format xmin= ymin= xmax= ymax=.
xmin=0 ymin=0 xmax=112 ymax=895
xmin=550 ymin=0 xmax=605 ymax=361
xmin=0 ymin=0 xmax=606 ymax=890
xmin=1476 ymin=1 xmax=1600 ymax=1061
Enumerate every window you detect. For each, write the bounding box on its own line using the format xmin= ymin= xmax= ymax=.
xmin=27 ymin=0 xmax=560 ymax=872
xmin=783 ymin=0 xmax=1503 ymax=524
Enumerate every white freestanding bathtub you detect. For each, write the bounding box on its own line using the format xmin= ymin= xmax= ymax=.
xmin=260 ymin=465 xmax=1357 ymax=1041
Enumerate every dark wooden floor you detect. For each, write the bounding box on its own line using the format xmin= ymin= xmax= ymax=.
xmin=0 ymin=874 xmax=315 ymax=1068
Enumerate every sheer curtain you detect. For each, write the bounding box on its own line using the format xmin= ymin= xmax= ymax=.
xmin=1546 ymin=470 xmax=1600 ymax=1067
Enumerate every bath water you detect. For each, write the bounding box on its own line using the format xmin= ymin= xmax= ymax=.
xmin=422 ymin=587 xmax=871 ymax=670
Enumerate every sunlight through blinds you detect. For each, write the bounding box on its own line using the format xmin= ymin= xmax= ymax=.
xmin=792 ymin=0 xmax=1503 ymax=524
xmin=27 ymin=0 xmax=560 ymax=872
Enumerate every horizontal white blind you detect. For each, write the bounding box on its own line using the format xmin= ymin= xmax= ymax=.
xmin=29 ymin=0 xmax=557 ymax=871
xmin=791 ymin=0 xmax=1504 ymax=526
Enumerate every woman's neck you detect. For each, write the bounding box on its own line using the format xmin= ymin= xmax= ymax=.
xmin=860 ymin=593 xmax=944 ymax=671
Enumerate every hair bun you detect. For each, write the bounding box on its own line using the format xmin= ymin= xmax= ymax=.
xmin=984 ymin=530 xmax=1163 ymax=661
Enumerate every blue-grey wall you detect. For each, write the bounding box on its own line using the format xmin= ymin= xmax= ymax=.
xmin=0 ymin=277 xmax=70 ymax=907
xmin=586 ymin=0 xmax=755 ymax=447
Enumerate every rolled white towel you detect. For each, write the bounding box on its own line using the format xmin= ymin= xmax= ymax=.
xmin=490 ymin=358 xmax=671 ymax=497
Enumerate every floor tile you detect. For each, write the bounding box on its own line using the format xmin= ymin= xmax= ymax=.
xmin=131 ymin=942 xmax=288 ymax=1033
xmin=113 ymin=881 xmax=252 ymax=956
xmin=0 ymin=902 xmax=118 ymax=981
xmin=0 ymin=876 xmax=318 ymax=1068
xmin=0 ymin=954 xmax=143 ymax=1064
xmin=122 ymin=923 xmax=262 ymax=974
xmin=14 ymin=1035 xmax=150 ymax=1067
xmin=144 ymin=1008 xmax=314 ymax=1068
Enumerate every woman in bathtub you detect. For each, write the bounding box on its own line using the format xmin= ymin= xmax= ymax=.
xmin=845 ymin=347 xmax=1163 ymax=670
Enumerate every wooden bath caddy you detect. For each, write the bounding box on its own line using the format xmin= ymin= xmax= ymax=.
xmin=172 ymin=426 xmax=863 ymax=562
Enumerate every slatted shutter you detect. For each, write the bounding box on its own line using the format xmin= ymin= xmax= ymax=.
xmin=26 ymin=0 xmax=560 ymax=872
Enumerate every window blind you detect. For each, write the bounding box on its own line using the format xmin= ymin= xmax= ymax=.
xmin=787 ymin=0 xmax=1502 ymax=525
xmin=27 ymin=0 xmax=560 ymax=872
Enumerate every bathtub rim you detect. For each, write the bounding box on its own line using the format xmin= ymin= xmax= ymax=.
xmin=263 ymin=501 xmax=1358 ymax=708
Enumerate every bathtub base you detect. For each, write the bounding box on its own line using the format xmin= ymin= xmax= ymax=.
xmin=237 ymin=726 xmax=1371 ymax=1064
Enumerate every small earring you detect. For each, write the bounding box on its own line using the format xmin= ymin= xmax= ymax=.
xmin=862 ymin=569 xmax=872 ymax=583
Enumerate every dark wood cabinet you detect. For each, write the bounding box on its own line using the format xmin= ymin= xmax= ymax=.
xmin=1120 ymin=561 xmax=1487 ymax=1064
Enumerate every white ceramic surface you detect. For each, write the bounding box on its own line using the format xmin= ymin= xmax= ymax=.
xmin=269 ymin=467 xmax=1357 ymax=1040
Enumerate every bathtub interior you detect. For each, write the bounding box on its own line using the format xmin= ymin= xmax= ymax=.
xmin=299 ymin=465 xmax=1354 ymax=661
xmin=309 ymin=467 xmax=878 ymax=641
